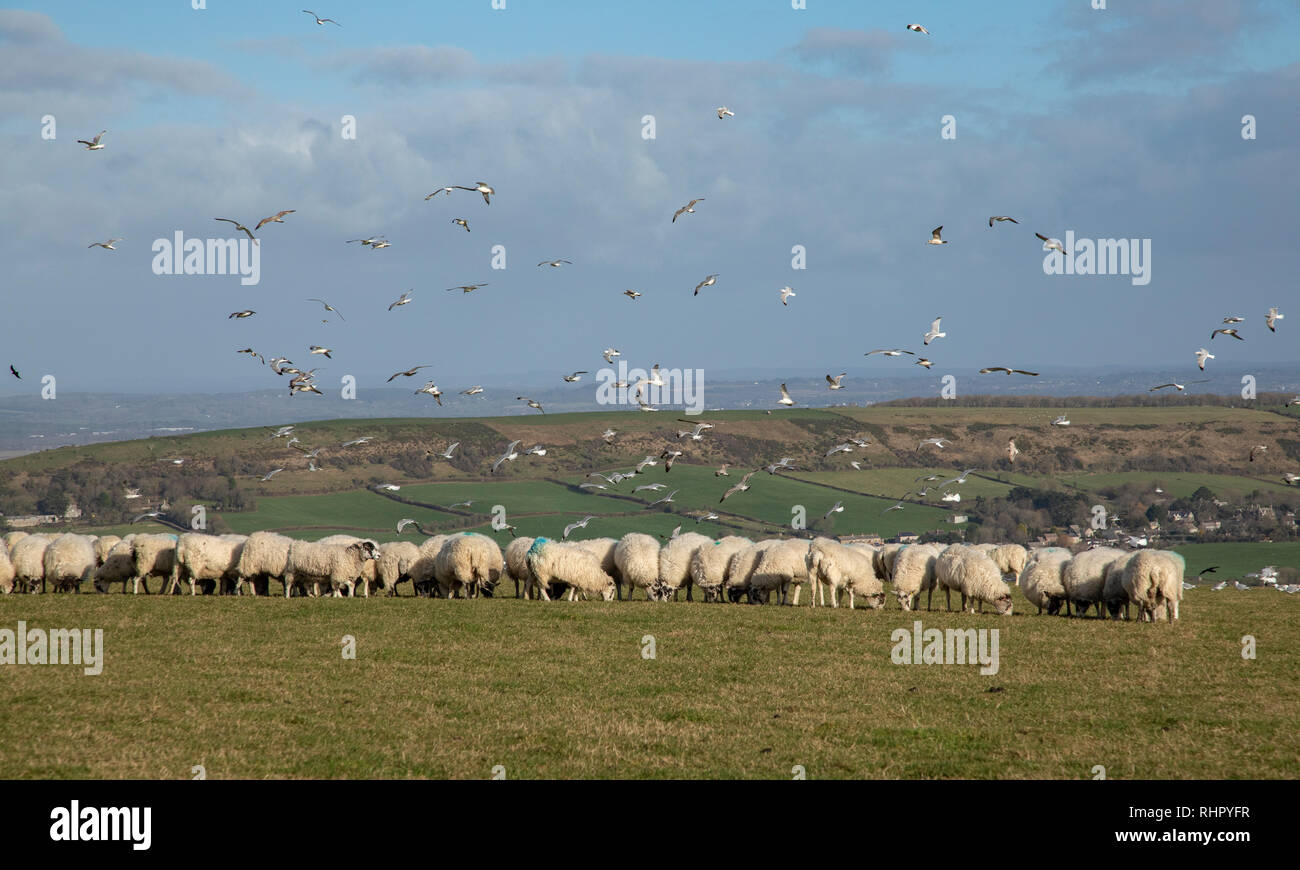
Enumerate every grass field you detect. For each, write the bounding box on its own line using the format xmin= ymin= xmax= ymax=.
xmin=1171 ymin=542 xmax=1300 ymax=580
xmin=2 ymin=588 xmax=1296 ymax=779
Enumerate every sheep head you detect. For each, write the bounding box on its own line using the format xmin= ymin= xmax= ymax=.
xmin=992 ymin=594 xmax=1013 ymax=615
xmin=865 ymin=591 xmax=887 ymax=610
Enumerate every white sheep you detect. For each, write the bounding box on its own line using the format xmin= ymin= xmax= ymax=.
xmin=526 ymin=537 xmax=616 ymax=601
xmin=690 ymin=536 xmax=752 ymax=602
xmin=725 ymin=539 xmax=782 ymax=603
xmin=806 ymin=538 xmax=884 ymax=609
xmin=3 ymin=530 xmax=31 ymax=553
xmin=874 ymin=543 xmax=904 ymax=582
xmin=504 ymin=536 xmax=536 ymax=598
xmin=891 ymin=543 xmax=943 ymax=611
xmin=1102 ymin=551 xmax=1140 ymax=619
xmin=573 ymin=537 xmax=620 ymax=589
xmin=92 ymin=535 xmax=122 ymax=568
xmin=1062 ymin=547 xmax=1125 ymax=617
xmin=234 ymin=531 xmax=295 ymax=596
xmin=0 ymin=544 xmax=14 ymax=594
xmin=936 ymin=546 xmax=1012 ymax=615
xmin=749 ymin=538 xmax=812 ymax=605
xmin=285 ymin=538 xmax=380 ymax=598
xmin=1121 ymin=549 xmax=1184 ymax=622
xmin=614 ymin=533 xmax=661 ymax=600
xmin=131 ymin=533 xmax=178 ymax=595
xmin=170 ymin=533 xmax=248 ymax=595
xmin=658 ymin=532 xmax=711 ymax=601
xmin=376 ymin=540 xmax=421 ymax=596
xmin=42 ymin=533 xmax=98 ymax=593
xmin=9 ymin=533 xmax=55 ymax=593
xmin=408 ymin=535 xmax=450 ymax=597
xmin=434 ymin=533 xmax=504 ymax=599
xmin=1017 ymin=547 xmax=1071 ymax=614
xmin=989 ymin=543 xmax=1029 ymax=581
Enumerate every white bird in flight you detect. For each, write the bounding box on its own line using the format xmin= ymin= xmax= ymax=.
xmin=716 ymin=106 xmax=734 ymax=119
xmin=1196 ymin=348 xmax=1214 ymax=370
xmin=826 ymin=373 xmax=846 ymax=390
xmin=88 ymin=238 xmax=123 ymax=250
xmin=492 ymin=440 xmax=522 ymax=474
xmin=923 ymin=317 xmax=946 ymax=345
xmin=1266 ymin=307 xmax=1284 ymax=332
xmin=77 ymin=130 xmax=107 ymax=150
xmin=1036 ymin=233 xmax=1064 ymax=253
xmin=778 ymin=383 xmax=795 ymax=406
xmin=779 ymin=286 xmax=797 ymax=306
xmin=906 ymin=23 xmax=929 ymax=34
xmin=388 ymin=290 xmax=413 ymax=311
xmin=927 ymin=226 xmax=947 ymax=245
xmin=694 ymin=274 xmax=719 ymax=296
xmin=302 ymin=9 xmax=341 ymax=25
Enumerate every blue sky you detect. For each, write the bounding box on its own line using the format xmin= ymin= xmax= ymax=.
xmin=1 ymin=0 xmax=1297 ymax=398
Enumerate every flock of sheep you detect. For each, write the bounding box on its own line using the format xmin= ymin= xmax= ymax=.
xmin=0 ymin=527 xmax=1184 ymax=621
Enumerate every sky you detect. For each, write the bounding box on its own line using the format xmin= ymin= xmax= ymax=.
xmin=1 ymin=0 xmax=1297 ymax=399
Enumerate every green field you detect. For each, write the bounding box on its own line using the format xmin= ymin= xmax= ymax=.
xmin=1 ymin=589 xmax=1296 ymax=779
xmin=1171 ymin=542 xmax=1300 ymax=580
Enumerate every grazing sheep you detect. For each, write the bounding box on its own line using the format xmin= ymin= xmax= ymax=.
xmin=409 ymin=535 xmax=450 ymax=597
xmin=1017 ymin=547 xmax=1071 ymax=614
xmin=170 ymin=533 xmax=248 ymax=595
xmin=1102 ymin=551 xmax=1140 ymax=619
xmin=314 ymin=535 xmax=381 ymax=595
xmin=4 ymin=530 xmax=31 ymax=553
xmin=504 ymin=536 xmax=536 ymax=598
xmin=690 ymin=536 xmax=752 ymax=602
xmin=989 ymin=544 xmax=1029 ymax=581
xmin=9 ymin=534 xmax=55 ymax=593
xmin=874 ymin=543 xmax=904 ymax=582
xmin=891 ymin=543 xmax=943 ymax=611
xmin=376 ymin=540 xmax=421 ymax=596
xmin=285 ymin=538 xmax=380 ymax=598
xmin=573 ymin=537 xmax=620 ymax=589
xmin=659 ymin=532 xmax=711 ymax=601
xmin=725 ymin=539 xmax=782 ymax=603
xmin=749 ymin=538 xmax=812 ymax=605
xmin=94 ymin=538 xmax=139 ymax=593
xmin=435 ymin=533 xmax=504 ymax=599
xmin=1062 ymin=547 xmax=1125 ymax=617
xmin=1121 ymin=550 xmax=1184 ymax=622
xmin=0 ymin=544 xmax=13 ymax=594
xmin=806 ymin=538 xmax=884 ymax=609
xmin=526 ymin=537 xmax=616 ymax=601
xmin=131 ymin=533 xmax=178 ymax=595
xmin=42 ymin=534 xmax=98 ymax=593
xmin=234 ymin=531 xmax=294 ymax=596
xmin=92 ymin=535 xmax=122 ymax=568
xmin=936 ymin=546 xmax=1012 ymax=615
xmin=614 ymin=533 xmax=661 ymax=601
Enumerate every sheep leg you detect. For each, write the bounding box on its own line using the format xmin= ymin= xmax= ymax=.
xmin=791 ymin=584 xmax=801 ymax=606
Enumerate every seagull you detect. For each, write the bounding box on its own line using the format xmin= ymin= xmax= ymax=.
xmin=1148 ymin=381 xmax=1209 ymax=392
xmin=779 ymin=286 xmax=797 ymax=306
xmin=927 ymin=226 xmax=947 ymax=245
xmin=369 ymin=239 xmax=391 ymax=249
xmin=563 ymin=516 xmax=596 ymax=539
xmin=720 ymin=471 xmax=757 ymax=502
xmin=677 ymin=423 xmax=713 ymax=441
xmin=1007 ymin=439 xmax=1020 ymax=463
xmin=525 ymin=445 xmax=547 ymax=456
xmin=9 ymin=365 xmax=20 ymax=379
xmin=825 ymin=443 xmax=854 ymax=457
xmin=906 ymin=23 xmax=929 ymax=34
xmin=77 ymin=130 xmax=107 ymax=150
xmin=694 ymin=274 xmax=719 ymax=296
xmin=1234 ymin=581 xmax=1250 ymax=591
xmin=916 ymin=358 xmax=934 ymax=369
xmin=1196 ymin=566 xmax=1220 ymax=577
xmin=696 ymin=512 xmax=720 ymax=523
xmin=452 ymin=218 xmax=470 ymax=232
xmin=778 ymin=383 xmax=795 ymax=406
xmin=307 ymin=298 xmax=344 ymax=320
xmin=452 ymin=182 xmax=494 ymax=205
xmin=1286 ymin=398 xmax=1300 ymax=407
xmin=375 ymin=484 xmax=401 ymax=492
xmin=340 ymin=437 xmax=373 ymax=448
xmin=461 ymin=386 xmax=484 ymax=395
xmin=1196 ymin=348 xmax=1215 ymax=370
xmin=396 ymin=518 xmax=421 ymax=533
xmin=1211 ymin=581 xmax=1228 ymax=591
xmin=255 ymin=210 xmax=295 ymax=230
xmin=517 ymin=396 xmax=544 ymax=414
xmin=765 ymin=458 xmax=797 ymax=474
xmin=716 ymin=106 xmax=734 ymax=119
xmin=1266 ymin=307 xmax=1284 ymax=332
xmin=236 ymin=348 xmax=265 ymax=364
xmin=387 ymin=365 xmax=431 ymax=382
xmin=130 ymin=511 xmax=163 ymax=524
xmin=882 ymin=501 xmax=906 ymax=513
xmin=918 ymin=437 xmax=950 ymax=450
xmin=645 ymin=489 xmax=679 ymax=509
xmin=579 ymin=483 xmax=607 ymax=491
xmin=492 ymin=440 xmax=523 ymax=474
xmin=537 ymin=258 xmax=572 ymax=268
xmin=562 ymin=371 xmax=589 ymax=383
xmin=415 ymin=381 xmax=443 ymax=405
xmin=634 ymin=483 xmax=667 ymax=494
xmin=635 ymin=456 xmax=659 ymax=473
xmin=269 ymin=426 xmax=295 ymax=439
xmin=302 ymin=9 xmax=341 ymax=25
xmin=1222 ymin=316 xmax=1244 ymax=324
xmin=425 ymin=187 xmax=455 ymax=200
xmin=261 ymin=468 xmax=284 ymax=481
xmin=672 ymin=198 xmax=707 ymax=223
xmin=866 ymin=349 xmax=915 ymax=357
xmin=1284 ymin=472 xmax=1300 ymax=485
xmin=826 ymin=373 xmax=847 ymax=390
xmin=1051 ymin=415 xmax=1070 ymax=426
xmin=309 ymin=346 xmax=332 ymax=359
xmin=1036 ymin=233 xmax=1064 ymax=253
xmin=388 ymin=290 xmax=413 ymax=311
xmin=446 ymin=283 xmax=489 ymax=293
xmin=942 ymin=492 xmax=961 ymax=502
xmin=88 ymin=238 xmax=122 ymax=250
xmin=636 ymin=396 xmax=659 ymax=412
xmin=346 ymin=235 xmax=386 ymax=246
xmin=602 ymin=348 xmax=621 ymax=364
xmin=601 ymin=428 xmax=617 ymax=443
xmin=923 ymin=317 xmax=946 ymax=345
xmin=980 ymin=367 xmax=1039 ymax=376
xmin=623 ymin=289 xmax=642 ymax=300
xmin=1249 ymin=445 xmax=1267 ymax=462
xmin=988 ymin=216 xmax=1019 ymax=226
xmin=661 ymin=449 xmax=683 ymax=471
xmin=228 ymin=310 xmax=256 ymax=319
xmin=215 ymin=218 xmax=256 ymax=242
xmin=715 ymin=464 xmax=729 ymax=477
xmin=822 ymin=501 xmax=844 ymax=520
xmin=1211 ymin=328 xmax=1244 ymax=341
xmin=850 ymin=461 xmax=864 ymax=471
xmin=432 ymin=442 xmax=459 ymax=460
